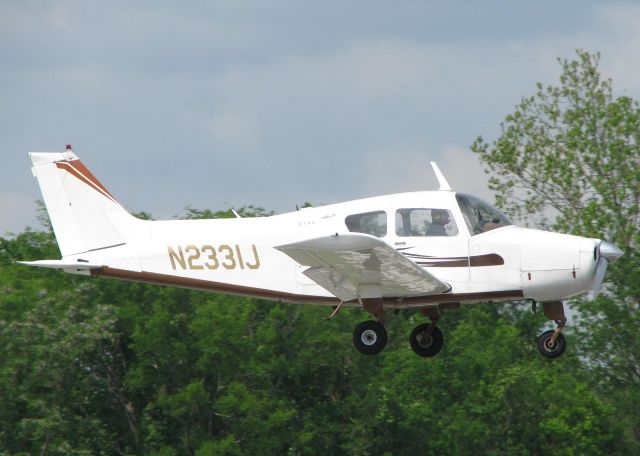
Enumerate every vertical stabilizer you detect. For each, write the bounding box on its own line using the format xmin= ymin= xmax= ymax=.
xmin=29 ymin=149 xmax=139 ymax=256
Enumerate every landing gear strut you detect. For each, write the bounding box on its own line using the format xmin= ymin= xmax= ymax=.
xmin=536 ymin=301 xmax=567 ymax=358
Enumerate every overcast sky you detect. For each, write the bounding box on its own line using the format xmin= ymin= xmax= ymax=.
xmin=2 ymin=1 xmax=640 ymax=234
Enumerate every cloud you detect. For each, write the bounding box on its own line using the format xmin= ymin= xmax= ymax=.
xmin=207 ymin=111 xmax=261 ymax=148
xmin=361 ymin=146 xmax=441 ymax=197
xmin=46 ymin=2 xmax=75 ymax=32
xmin=199 ymin=38 xmax=559 ymax=158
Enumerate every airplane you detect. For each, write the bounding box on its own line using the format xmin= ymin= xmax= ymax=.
xmin=20 ymin=146 xmax=623 ymax=358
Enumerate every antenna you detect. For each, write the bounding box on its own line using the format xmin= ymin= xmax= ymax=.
xmin=430 ymin=162 xmax=452 ymax=191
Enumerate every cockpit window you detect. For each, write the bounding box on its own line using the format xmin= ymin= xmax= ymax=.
xmin=345 ymin=211 xmax=387 ymax=237
xmin=456 ymin=193 xmax=511 ymax=235
xmin=395 ymin=208 xmax=458 ymax=237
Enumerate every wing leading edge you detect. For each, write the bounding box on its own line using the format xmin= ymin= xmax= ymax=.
xmin=276 ymin=233 xmax=451 ymax=301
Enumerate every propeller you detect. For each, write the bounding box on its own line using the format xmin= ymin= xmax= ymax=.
xmin=590 ymin=256 xmax=608 ymax=300
xmin=590 ymin=240 xmax=624 ymax=300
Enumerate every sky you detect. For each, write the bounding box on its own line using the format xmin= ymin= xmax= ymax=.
xmin=2 ymin=0 xmax=640 ymax=235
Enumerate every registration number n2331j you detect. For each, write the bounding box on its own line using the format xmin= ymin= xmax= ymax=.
xmin=168 ymin=244 xmax=260 ymax=270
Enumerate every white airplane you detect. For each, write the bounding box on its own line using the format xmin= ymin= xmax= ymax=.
xmin=21 ymin=147 xmax=623 ymax=358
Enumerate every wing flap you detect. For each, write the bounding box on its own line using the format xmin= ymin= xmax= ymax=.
xmin=276 ymin=233 xmax=450 ymax=301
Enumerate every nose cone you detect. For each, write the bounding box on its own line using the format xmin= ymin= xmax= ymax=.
xmin=600 ymin=241 xmax=624 ymax=262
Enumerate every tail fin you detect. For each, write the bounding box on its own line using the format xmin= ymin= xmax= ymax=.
xmin=29 ymin=149 xmax=140 ymax=256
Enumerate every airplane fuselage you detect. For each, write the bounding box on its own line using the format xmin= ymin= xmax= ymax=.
xmin=61 ymin=190 xmax=601 ymax=309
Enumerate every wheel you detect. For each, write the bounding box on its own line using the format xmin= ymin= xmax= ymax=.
xmin=353 ymin=320 xmax=387 ymax=355
xmin=409 ymin=323 xmax=444 ymax=357
xmin=537 ymin=329 xmax=566 ymax=358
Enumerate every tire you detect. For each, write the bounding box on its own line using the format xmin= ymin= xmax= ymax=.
xmin=409 ymin=323 xmax=444 ymax=357
xmin=353 ymin=320 xmax=387 ymax=355
xmin=537 ymin=329 xmax=566 ymax=358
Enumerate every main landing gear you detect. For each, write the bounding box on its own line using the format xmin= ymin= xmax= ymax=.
xmin=408 ymin=307 xmax=444 ymax=357
xmin=350 ymin=302 xmax=446 ymax=357
xmin=351 ymin=319 xmax=445 ymax=357
xmin=352 ymin=297 xmax=389 ymax=355
xmin=353 ymin=320 xmax=387 ymax=355
xmin=409 ymin=323 xmax=444 ymax=357
xmin=535 ymin=301 xmax=567 ymax=358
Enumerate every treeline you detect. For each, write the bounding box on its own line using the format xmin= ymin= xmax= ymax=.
xmin=0 ymin=217 xmax=637 ymax=455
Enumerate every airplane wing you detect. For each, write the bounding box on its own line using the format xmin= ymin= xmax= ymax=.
xmin=276 ymin=233 xmax=450 ymax=301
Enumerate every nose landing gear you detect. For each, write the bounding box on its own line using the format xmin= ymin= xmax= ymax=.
xmin=536 ymin=301 xmax=567 ymax=358
xmin=537 ymin=328 xmax=566 ymax=358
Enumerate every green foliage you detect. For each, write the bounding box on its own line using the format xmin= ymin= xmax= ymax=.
xmin=180 ymin=205 xmax=274 ymax=220
xmin=0 ymin=221 xmax=633 ymax=454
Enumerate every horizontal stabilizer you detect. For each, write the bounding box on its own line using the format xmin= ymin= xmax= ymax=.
xmin=18 ymin=259 xmax=103 ymax=271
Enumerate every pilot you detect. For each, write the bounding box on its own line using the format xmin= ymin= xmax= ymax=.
xmin=426 ymin=209 xmax=450 ymax=236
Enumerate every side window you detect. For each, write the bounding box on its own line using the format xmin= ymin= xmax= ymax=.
xmin=395 ymin=208 xmax=458 ymax=237
xmin=345 ymin=211 xmax=387 ymax=237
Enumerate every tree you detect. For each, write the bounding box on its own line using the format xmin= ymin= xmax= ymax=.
xmin=471 ymin=49 xmax=640 ymax=450
xmin=180 ymin=205 xmax=273 ymax=220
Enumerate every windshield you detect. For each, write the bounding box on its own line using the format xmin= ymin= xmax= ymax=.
xmin=456 ymin=193 xmax=511 ymax=235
